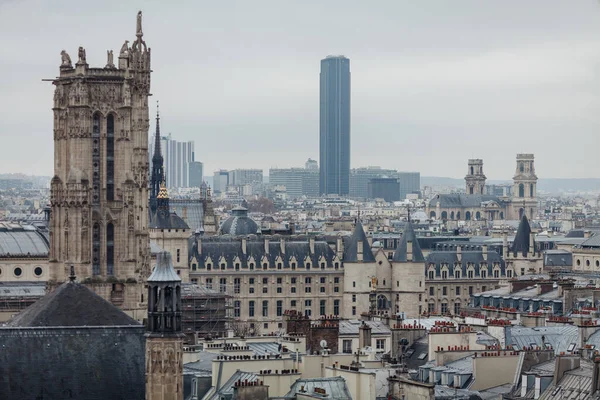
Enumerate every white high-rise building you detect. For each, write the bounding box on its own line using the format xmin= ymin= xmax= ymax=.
xmin=149 ymin=133 xmax=195 ymax=188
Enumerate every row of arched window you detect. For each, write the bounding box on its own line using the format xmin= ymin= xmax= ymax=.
xmin=92 ymin=222 xmax=114 ymax=276
xmin=92 ymin=114 xmax=115 ymax=202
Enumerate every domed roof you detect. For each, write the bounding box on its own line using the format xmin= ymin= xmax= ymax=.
xmin=219 ymin=206 xmax=259 ymax=236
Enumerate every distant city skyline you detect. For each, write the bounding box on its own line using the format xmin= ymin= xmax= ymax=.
xmin=2 ymin=1 xmax=600 ymax=179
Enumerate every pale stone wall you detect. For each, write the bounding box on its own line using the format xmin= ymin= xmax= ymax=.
xmin=572 ymin=248 xmax=600 ymax=272
xmin=342 ymin=262 xmax=377 ymax=318
xmin=146 ymin=336 xmax=184 ymax=400
xmin=428 ymin=332 xmax=485 ymax=361
xmin=0 ymin=259 xmax=48 ymax=282
xmin=471 ymin=353 xmax=520 ymax=391
xmin=325 ymin=367 xmax=376 ymax=400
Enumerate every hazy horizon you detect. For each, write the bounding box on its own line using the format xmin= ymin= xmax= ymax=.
xmin=1 ymin=1 xmax=600 ymax=179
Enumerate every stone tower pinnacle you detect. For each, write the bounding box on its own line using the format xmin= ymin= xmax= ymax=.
xmin=49 ymin=10 xmax=152 ymax=320
xmin=150 ymin=102 xmax=164 ymax=212
xmin=511 ymin=154 xmax=538 ymax=219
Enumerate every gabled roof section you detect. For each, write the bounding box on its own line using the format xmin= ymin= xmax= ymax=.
xmin=7 ymin=281 xmax=140 ymax=327
xmin=512 ymin=215 xmax=532 ymax=256
xmin=343 ymin=219 xmax=375 ymax=263
xmin=393 ymin=221 xmax=425 ymax=262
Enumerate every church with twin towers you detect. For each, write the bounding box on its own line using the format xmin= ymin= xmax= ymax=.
xmin=427 ymin=154 xmax=538 ymax=224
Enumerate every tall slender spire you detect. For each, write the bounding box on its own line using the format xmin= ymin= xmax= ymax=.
xmin=150 ymin=101 xmax=164 ymax=212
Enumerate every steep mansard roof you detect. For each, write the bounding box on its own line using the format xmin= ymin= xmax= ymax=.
xmin=343 ymin=220 xmax=376 ymax=263
xmin=511 ymin=215 xmax=533 ymax=256
xmin=392 ymin=221 xmax=425 ymax=262
xmin=188 ymin=236 xmax=339 ymax=269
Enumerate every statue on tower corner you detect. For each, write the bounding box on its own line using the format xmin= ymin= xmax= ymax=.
xmin=105 ymin=50 xmax=115 ymax=69
xmin=119 ymin=40 xmax=130 ymax=56
xmin=60 ymin=50 xmax=72 ymax=68
xmin=77 ymin=46 xmax=86 ymax=64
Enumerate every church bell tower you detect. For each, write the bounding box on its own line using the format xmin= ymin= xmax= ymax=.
xmin=511 ymin=154 xmax=538 ymax=219
xmin=49 ymin=11 xmax=151 ymax=320
xmin=465 ymin=159 xmax=486 ymax=195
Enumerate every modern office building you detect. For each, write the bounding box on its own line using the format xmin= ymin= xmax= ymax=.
xmin=349 ymin=167 xmax=397 ymax=199
xmin=368 ymin=178 xmax=400 ymax=202
xmin=319 ymin=55 xmax=351 ymax=196
xmin=349 ymin=168 xmax=420 ymax=200
xmin=398 ymin=172 xmax=421 ymax=200
xmin=269 ymin=168 xmax=320 ymax=199
xmin=230 ymin=169 xmax=263 ymax=187
xmin=305 ymin=158 xmax=318 ymax=170
xmin=149 ymin=133 xmax=195 ymax=188
xmin=188 ymin=161 xmax=204 ymax=188
xmin=213 ymin=170 xmax=230 ymax=194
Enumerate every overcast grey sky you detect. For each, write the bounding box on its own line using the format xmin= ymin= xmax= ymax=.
xmin=1 ymin=0 xmax=600 ymax=179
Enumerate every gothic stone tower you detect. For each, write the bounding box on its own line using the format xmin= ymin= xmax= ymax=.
xmin=146 ymin=251 xmax=184 ymax=400
xmin=510 ymin=154 xmax=538 ymax=219
xmin=49 ymin=11 xmax=151 ymax=320
xmin=465 ymin=159 xmax=486 ymax=195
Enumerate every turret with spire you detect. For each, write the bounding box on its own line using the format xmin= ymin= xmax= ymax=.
xmin=150 ymin=102 xmax=164 ymax=213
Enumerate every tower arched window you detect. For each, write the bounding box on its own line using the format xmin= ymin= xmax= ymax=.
xmin=106 ymin=115 xmax=115 ymax=201
xmin=92 ymin=223 xmax=100 ymax=275
xmin=441 ymin=211 xmax=448 ymax=220
xmin=92 ymin=114 xmax=101 ymax=205
xmin=456 ymin=211 xmax=461 ymax=220
xmin=519 ymin=184 xmax=524 ymax=198
xmin=530 ymin=184 xmax=534 ymax=198
xmin=430 ymin=211 xmax=436 ymax=219
xmin=450 ymin=211 xmax=455 ymax=220
xmin=470 ymin=166 xmax=474 ymax=175
xmin=106 ymin=223 xmax=114 ymax=275
xmin=519 ymin=162 xmax=524 ymax=172
xmin=475 ymin=211 xmax=481 ymax=220
xmin=465 ymin=211 xmax=471 ymax=221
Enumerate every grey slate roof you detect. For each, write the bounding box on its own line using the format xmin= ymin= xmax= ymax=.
xmin=0 ymin=223 xmax=49 ymax=257
xmin=170 ymin=199 xmax=205 ymax=231
xmin=343 ymin=219 xmax=376 ymax=262
xmin=7 ymin=281 xmax=140 ymax=327
xmin=219 ymin=206 xmax=259 ymax=236
xmin=512 ymin=215 xmax=533 ymax=256
xmin=392 ymin=221 xmax=425 ymax=262
xmin=148 ymin=251 xmax=181 ymax=282
xmin=428 ymin=193 xmax=506 ymax=208
xmin=282 ymin=376 xmax=352 ymax=399
xmin=339 ymin=319 xmax=391 ymax=335
xmin=580 ymin=233 xmax=600 ymax=248
xmin=208 ymin=370 xmax=259 ymax=400
xmin=508 ymin=325 xmax=578 ymax=354
xmin=189 ymin=236 xmax=338 ymax=270
xmin=425 ymin=250 xmax=505 ymax=278
xmin=0 ymin=282 xmax=45 ymax=298
xmin=149 ymin=209 xmax=190 ymax=230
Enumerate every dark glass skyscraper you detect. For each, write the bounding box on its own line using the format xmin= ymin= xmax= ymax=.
xmin=320 ymin=55 xmax=350 ymax=195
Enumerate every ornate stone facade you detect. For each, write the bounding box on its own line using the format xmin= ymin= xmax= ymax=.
xmin=49 ymin=11 xmax=151 ymax=320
